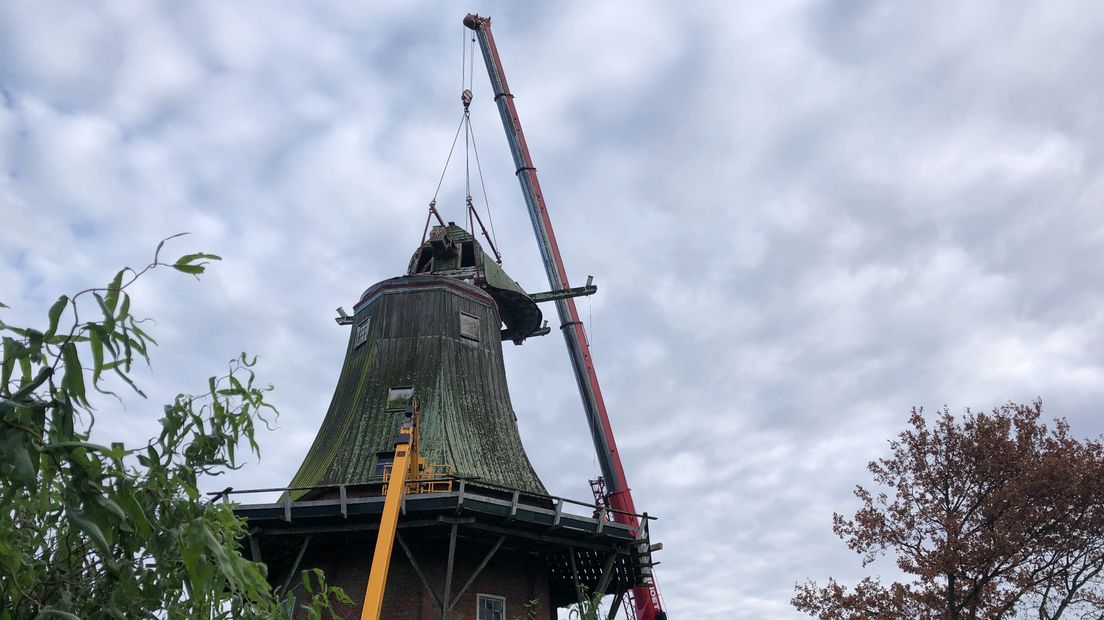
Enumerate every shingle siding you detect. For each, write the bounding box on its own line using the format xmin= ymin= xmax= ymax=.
xmin=289 ymin=275 xmax=546 ymax=496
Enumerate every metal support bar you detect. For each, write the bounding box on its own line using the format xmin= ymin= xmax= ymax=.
xmin=447 ymin=536 xmax=506 ymax=611
xmin=396 ymin=532 xmax=444 ymax=610
xmin=283 ymin=493 xmax=292 ymax=523
xmin=340 ymin=485 xmax=348 ymax=519
xmin=552 ymin=498 xmax=563 ymax=528
xmin=279 ymin=534 xmax=312 ymax=597
xmin=441 ymin=523 xmax=458 ymax=619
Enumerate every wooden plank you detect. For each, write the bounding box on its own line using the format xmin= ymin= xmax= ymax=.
xmin=396 ymin=532 xmax=443 ymax=610
xmin=447 ymin=536 xmax=506 ymax=611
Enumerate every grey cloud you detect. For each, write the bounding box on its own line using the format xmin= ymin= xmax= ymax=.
xmin=2 ymin=1 xmax=1103 ymax=618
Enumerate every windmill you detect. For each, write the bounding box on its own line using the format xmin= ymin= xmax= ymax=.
xmin=228 ymin=14 xmax=666 ymax=620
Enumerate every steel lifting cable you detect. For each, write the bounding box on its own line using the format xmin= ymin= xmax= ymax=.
xmin=430 ymin=115 xmax=467 ymax=205
xmin=466 ymin=117 xmax=500 ymax=255
xmin=462 ymin=27 xmax=502 ymax=262
xmin=422 ymin=25 xmax=502 ymax=263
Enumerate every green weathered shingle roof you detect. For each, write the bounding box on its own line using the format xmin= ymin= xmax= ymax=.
xmin=289 ymin=231 xmax=547 ymax=498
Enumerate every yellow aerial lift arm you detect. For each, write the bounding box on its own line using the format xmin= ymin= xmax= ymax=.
xmin=360 ymin=398 xmax=421 ymax=620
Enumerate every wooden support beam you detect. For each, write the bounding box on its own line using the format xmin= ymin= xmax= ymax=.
xmin=248 ymin=531 xmax=263 ymax=564
xmin=396 ymin=532 xmax=444 ymax=610
xmin=464 ymin=521 xmax=627 ymax=553
xmin=447 ymin=536 xmax=506 ymax=611
xmin=340 ymin=485 xmax=348 ymax=519
xmin=507 ymin=490 xmax=519 ymax=522
xmin=259 ymin=518 xmax=442 ymax=537
xmin=279 ymin=534 xmax=312 ymax=597
xmin=529 ymin=283 xmax=598 ymax=303
xmin=568 ymin=550 xmax=584 ymax=609
xmin=441 ymin=523 xmax=458 ymax=619
xmin=606 ymin=592 xmax=624 ymax=620
xmin=595 ymin=551 xmax=617 ymax=598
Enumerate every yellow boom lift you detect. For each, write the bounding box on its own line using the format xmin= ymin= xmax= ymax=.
xmin=360 ymin=397 xmax=451 ymax=620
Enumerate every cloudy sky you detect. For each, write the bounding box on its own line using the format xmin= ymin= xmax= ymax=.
xmin=3 ymin=1 xmax=1103 ymax=617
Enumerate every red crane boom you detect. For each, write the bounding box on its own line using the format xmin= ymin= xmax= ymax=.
xmin=463 ymin=14 xmax=666 ymax=620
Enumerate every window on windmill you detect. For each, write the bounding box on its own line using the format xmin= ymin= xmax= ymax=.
xmin=476 ymin=594 xmax=505 ymax=620
xmin=373 ymin=452 xmax=394 ymax=479
xmin=460 ymin=241 xmax=475 ymax=268
xmin=354 ymin=316 xmax=371 ymax=348
xmin=459 ymin=312 xmax=480 ymax=343
xmin=386 ymin=387 xmax=414 ymax=412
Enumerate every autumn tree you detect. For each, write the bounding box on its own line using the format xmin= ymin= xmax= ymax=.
xmin=0 ymin=238 xmax=347 ymax=618
xmin=793 ymin=401 xmax=1104 ymax=620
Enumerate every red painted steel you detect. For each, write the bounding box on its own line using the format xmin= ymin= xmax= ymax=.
xmin=464 ymin=14 xmax=665 ymax=619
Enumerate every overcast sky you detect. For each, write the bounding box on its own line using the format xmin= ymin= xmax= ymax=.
xmin=3 ymin=1 xmax=1103 ymax=618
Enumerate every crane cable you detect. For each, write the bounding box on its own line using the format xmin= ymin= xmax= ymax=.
xmin=423 ymin=26 xmax=502 ymax=262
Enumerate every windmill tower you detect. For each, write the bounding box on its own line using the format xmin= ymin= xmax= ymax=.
xmin=229 ymin=14 xmax=666 ymax=620
xmin=232 ymin=223 xmax=657 ymax=619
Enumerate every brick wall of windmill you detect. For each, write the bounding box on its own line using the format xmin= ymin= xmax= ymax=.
xmin=287 ymin=537 xmax=556 ymax=620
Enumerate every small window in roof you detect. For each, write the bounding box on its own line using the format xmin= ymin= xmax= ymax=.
xmin=460 ymin=241 xmax=475 ymax=267
xmin=354 ymin=316 xmax=370 ymax=348
xmin=386 ymin=387 xmax=414 ymax=412
xmin=459 ymin=312 xmax=480 ymax=343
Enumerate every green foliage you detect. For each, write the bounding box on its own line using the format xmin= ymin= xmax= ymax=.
xmin=0 ymin=238 xmax=344 ymax=619
xmin=568 ymin=586 xmax=605 ymax=620
xmin=793 ymin=402 xmax=1104 ymax=620
xmin=295 ymin=569 xmax=353 ymax=620
xmin=511 ymin=598 xmax=541 ymax=620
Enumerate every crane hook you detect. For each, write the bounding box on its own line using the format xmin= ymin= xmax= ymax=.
xmin=461 ymin=89 xmax=473 ymax=110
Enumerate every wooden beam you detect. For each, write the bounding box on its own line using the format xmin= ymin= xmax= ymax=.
xmin=568 ymin=550 xmax=584 ymax=608
xmin=248 ymin=532 xmax=263 ymax=564
xmin=396 ymin=532 xmax=443 ymax=610
xmin=447 ymin=536 xmax=505 ymax=611
xmin=441 ymin=523 xmax=458 ymax=619
xmin=279 ymin=534 xmax=312 ymax=597
xmin=463 ymin=521 xmax=629 ymax=553
xmin=595 ymin=551 xmax=617 ymax=597
xmin=507 ymin=490 xmax=520 ymax=522
xmin=258 ymin=518 xmax=442 ymax=537
xmin=606 ymin=592 xmax=624 ymax=620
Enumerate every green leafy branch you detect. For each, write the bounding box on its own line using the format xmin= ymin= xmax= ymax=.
xmin=0 ymin=236 xmax=345 ymax=619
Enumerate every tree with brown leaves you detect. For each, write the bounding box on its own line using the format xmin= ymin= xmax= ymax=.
xmin=793 ymin=401 xmax=1104 ymax=620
